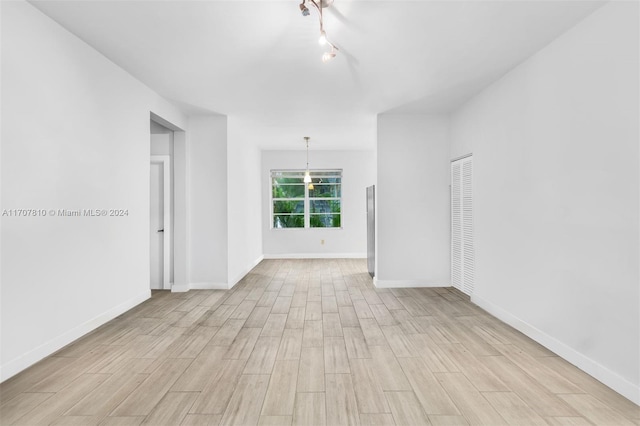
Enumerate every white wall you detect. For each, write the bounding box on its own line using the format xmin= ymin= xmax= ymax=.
xmin=227 ymin=117 xmax=264 ymax=286
xmin=376 ymin=115 xmax=451 ymax=287
xmin=450 ymin=2 xmax=639 ymax=403
xmin=1 ymin=1 xmax=187 ymax=381
xmin=187 ymin=115 xmax=228 ymax=289
xmin=262 ymin=150 xmax=375 ymax=258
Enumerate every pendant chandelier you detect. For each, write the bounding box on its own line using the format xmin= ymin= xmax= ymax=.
xmin=304 ymin=137 xmax=314 ymax=190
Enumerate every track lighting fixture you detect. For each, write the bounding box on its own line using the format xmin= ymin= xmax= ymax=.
xmin=318 ymin=30 xmax=327 ymax=45
xmin=299 ymin=0 xmax=338 ymax=62
xmin=322 ymin=48 xmax=336 ymax=62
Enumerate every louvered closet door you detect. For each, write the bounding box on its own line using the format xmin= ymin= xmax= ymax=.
xmin=451 ymin=156 xmax=474 ymax=295
xmin=451 ymin=162 xmax=462 ymax=291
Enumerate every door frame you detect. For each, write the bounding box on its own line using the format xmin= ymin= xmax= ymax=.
xmin=366 ymin=185 xmax=375 ymax=278
xmin=151 ymin=155 xmax=171 ymax=290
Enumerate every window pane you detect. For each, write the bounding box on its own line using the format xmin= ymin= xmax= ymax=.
xmin=309 ymin=184 xmax=340 ymax=198
xmin=271 ymin=169 xmax=342 ymax=229
xmin=273 ymin=183 xmax=305 ymax=199
xmin=310 ymin=199 xmax=341 ymax=214
xmin=310 ymin=214 xmax=341 ymax=228
xmin=272 ymin=171 xmax=305 ymax=180
xmin=273 ymin=200 xmax=304 ymax=214
xmin=272 ymin=175 xmax=304 ymax=184
xmin=274 ymin=215 xmax=304 ymax=228
xmin=310 ymin=171 xmax=342 ymax=180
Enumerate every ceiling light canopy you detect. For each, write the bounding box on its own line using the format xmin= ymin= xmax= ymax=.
xmin=299 ymin=0 xmax=339 ymax=62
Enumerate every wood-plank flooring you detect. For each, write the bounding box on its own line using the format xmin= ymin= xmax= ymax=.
xmin=1 ymin=259 xmax=638 ymax=425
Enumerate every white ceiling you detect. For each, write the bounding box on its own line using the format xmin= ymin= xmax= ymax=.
xmin=30 ymin=0 xmax=604 ymax=149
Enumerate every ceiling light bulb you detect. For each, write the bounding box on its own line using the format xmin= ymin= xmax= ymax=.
xmin=322 ymin=51 xmax=336 ymax=62
xmin=304 ymin=171 xmax=312 ymax=183
xmin=318 ymin=31 xmax=327 ymax=45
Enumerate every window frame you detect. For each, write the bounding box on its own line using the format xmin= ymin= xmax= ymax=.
xmin=270 ymin=169 xmax=343 ymax=230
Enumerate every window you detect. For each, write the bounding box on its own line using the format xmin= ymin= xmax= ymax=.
xmin=271 ymin=169 xmax=342 ymax=229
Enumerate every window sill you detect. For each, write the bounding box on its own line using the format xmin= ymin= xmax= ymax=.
xmin=270 ymin=227 xmax=344 ymax=231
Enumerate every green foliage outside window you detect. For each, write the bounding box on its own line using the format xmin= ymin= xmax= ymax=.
xmin=271 ymin=170 xmax=341 ymax=229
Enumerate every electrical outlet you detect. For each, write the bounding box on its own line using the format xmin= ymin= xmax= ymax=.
xmin=321 ymin=239 xmax=325 ymax=245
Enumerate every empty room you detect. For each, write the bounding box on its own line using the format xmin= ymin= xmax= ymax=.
xmin=1 ymin=0 xmax=639 ymax=425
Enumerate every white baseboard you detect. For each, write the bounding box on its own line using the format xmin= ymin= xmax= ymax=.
xmin=171 ymin=283 xmax=190 ymax=292
xmin=228 ymin=255 xmax=265 ymax=289
xmin=472 ymin=294 xmax=640 ymax=405
xmin=0 ymin=290 xmax=150 ymax=383
xmin=182 ymin=256 xmax=267 ymax=292
xmin=263 ymin=253 xmax=366 ymax=259
xmin=373 ymin=278 xmax=447 ymax=288
xmin=188 ymin=281 xmax=229 ymax=290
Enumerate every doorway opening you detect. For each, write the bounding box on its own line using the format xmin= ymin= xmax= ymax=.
xmin=150 ymin=120 xmax=174 ymax=290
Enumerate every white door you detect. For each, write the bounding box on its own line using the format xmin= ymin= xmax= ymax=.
xmin=150 ymin=162 xmax=164 ymax=289
xmin=451 ymin=156 xmax=474 ymax=295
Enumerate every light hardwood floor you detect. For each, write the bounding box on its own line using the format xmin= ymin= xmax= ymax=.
xmin=1 ymin=259 xmax=638 ymax=425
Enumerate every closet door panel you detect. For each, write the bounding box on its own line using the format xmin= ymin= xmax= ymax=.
xmin=451 ymin=156 xmax=473 ymax=296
